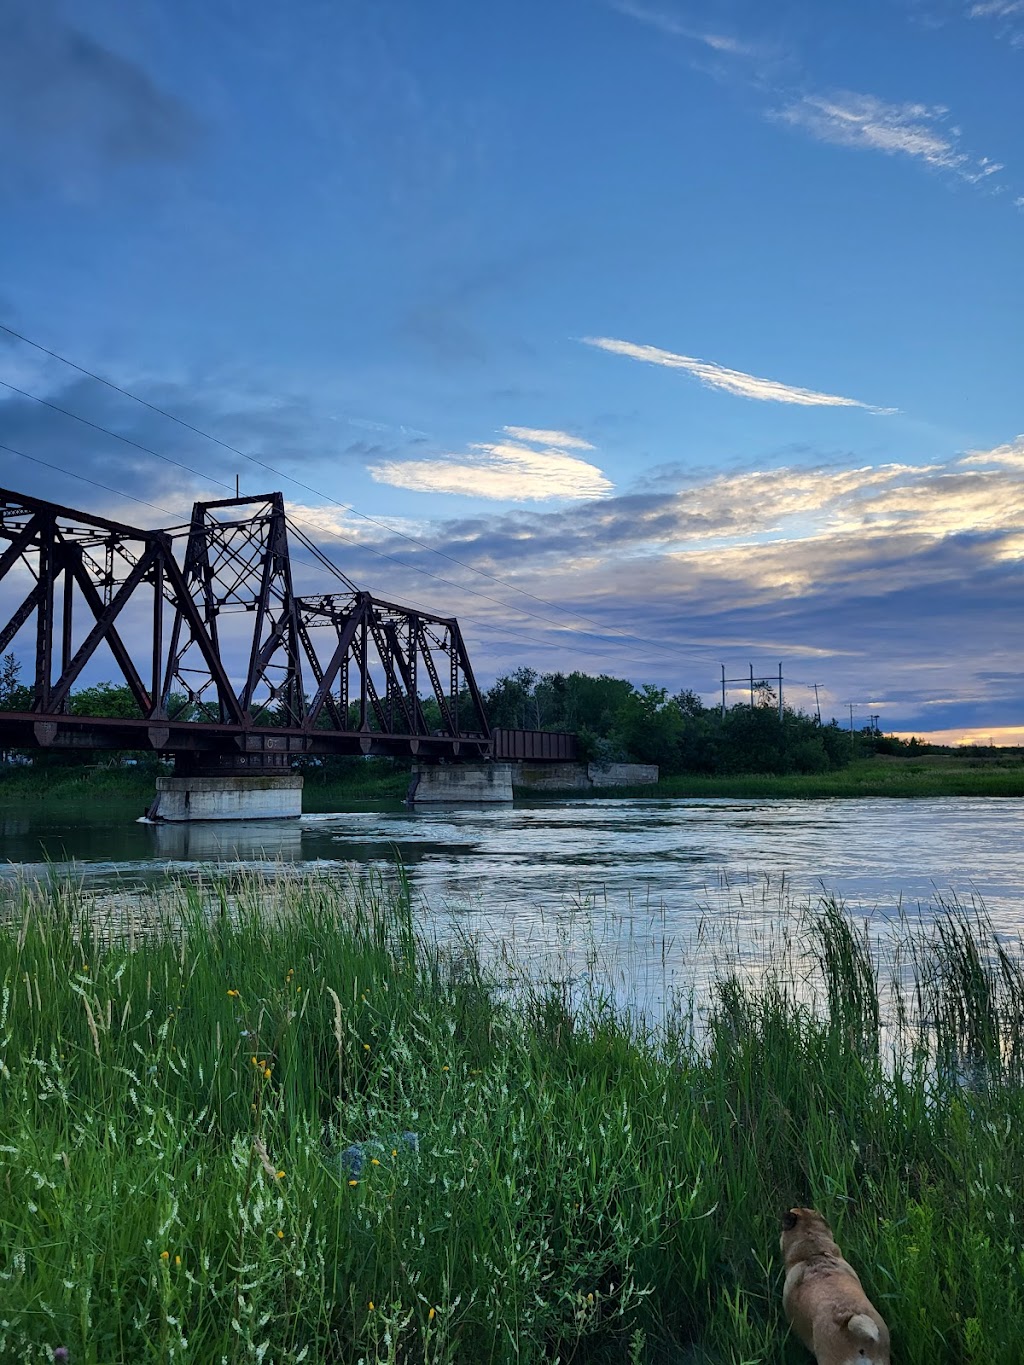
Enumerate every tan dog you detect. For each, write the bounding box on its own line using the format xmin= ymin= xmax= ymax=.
xmin=780 ymin=1207 xmax=891 ymax=1365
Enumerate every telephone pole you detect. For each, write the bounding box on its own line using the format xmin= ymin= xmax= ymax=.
xmin=778 ymin=662 xmax=783 ymax=723
xmin=812 ymin=683 xmax=822 ymax=724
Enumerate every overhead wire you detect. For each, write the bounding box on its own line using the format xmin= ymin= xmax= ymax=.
xmin=1 ymin=369 xmax=723 ymax=669
xmin=0 ymin=322 xmax=724 ymax=668
xmin=0 ymin=434 xmax=681 ymax=672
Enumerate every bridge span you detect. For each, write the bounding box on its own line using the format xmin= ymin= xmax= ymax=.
xmin=0 ymin=486 xmax=577 ymax=815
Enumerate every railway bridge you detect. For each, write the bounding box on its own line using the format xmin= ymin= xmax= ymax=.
xmin=0 ymin=486 xmax=576 ymax=818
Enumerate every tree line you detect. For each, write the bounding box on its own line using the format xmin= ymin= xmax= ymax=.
xmin=1 ymin=651 xmax=914 ymax=775
xmin=482 ymin=666 xmax=866 ymax=775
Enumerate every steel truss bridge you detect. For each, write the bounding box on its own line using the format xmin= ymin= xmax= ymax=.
xmin=0 ymin=487 xmax=575 ymax=769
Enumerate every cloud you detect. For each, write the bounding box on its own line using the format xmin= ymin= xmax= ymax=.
xmin=969 ymin=1 xmax=1024 ymax=17
xmin=313 ymin=429 xmax=1024 ymax=735
xmin=0 ymin=1 xmax=201 ymax=194
xmin=775 ymin=90 xmax=1004 ymax=185
xmin=582 ymin=336 xmax=895 ymax=412
xmin=0 ymin=367 xmax=377 ymax=525
xmin=369 ymin=430 xmax=613 ymax=501
xmin=961 ymin=435 xmax=1024 ymax=468
xmin=608 ymin=1 xmax=767 ymax=57
xmin=502 ymin=427 xmax=594 ymax=450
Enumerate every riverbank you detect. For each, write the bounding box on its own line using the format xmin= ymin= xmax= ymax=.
xmin=0 ymin=760 xmax=412 ymax=811
xmin=2 ymin=875 xmax=1024 ymax=1362
xmin=2 ymin=751 xmax=1023 ymax=811
xmin=603 ymin=753 xmax=1024 ymax=799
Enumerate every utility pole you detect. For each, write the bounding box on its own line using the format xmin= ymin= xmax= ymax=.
xmin=778 ymin=662 xmax=784 ymax=723
xmin=749 ymin=662 xmax=755 ymax=710
xmin=813 ymin=683 xmax=822 ymax=724
xmin=721 ymin=664 xmax=726 ymax=719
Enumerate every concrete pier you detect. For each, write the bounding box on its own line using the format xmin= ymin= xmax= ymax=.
xmin=407 ymin=762 xmax=514 ymax=804
xmin=148 ymin=773 xmax=303 ymax=822
xmin=512 ymin=761 xmax=658 ymax=792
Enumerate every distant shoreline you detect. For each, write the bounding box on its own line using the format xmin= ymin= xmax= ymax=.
xmin=2 ymin=751 xmax=1023 ymax=808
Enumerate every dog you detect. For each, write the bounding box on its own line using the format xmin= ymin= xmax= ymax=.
xmin=780 ymin=1207 xmax=891 ymax=1365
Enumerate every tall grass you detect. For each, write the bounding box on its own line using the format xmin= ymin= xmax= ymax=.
xmin=2 ymin=875 xmax=1024 ymax=1362
xmin=640 ymin=757 xmax=1024 ymax=799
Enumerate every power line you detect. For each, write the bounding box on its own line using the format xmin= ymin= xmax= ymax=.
xmin=0 ymin=322 xmax=722 ymax=667
xmin=0 ymin=441 xmax=679 ymax=673
xmin=0 ymin=439 xmax=184 ymax=522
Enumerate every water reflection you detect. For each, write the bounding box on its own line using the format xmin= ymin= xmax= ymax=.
xmin=149 ymin=819 xmax=304 ymax=863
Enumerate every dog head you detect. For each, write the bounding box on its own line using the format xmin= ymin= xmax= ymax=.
xmin=780 ymin=1207 xmax=840 ymax=1262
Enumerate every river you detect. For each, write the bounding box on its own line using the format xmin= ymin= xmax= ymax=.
xmin=2 ymin=794 xmax=1022 ymax=1015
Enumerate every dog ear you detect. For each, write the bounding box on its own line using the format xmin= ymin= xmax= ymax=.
xmin=781 ymin=1209 xmax=799 ymax=1231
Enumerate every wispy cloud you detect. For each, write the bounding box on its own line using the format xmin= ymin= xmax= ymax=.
xmin=966 ymin=0 xmax=1024 ymax=46
xmin=776 ymin=90 xmax=1004 ymax=184
xmin=368 ymin=426 xmax=612 ymax=501
xmin=582 ymin=336 xmax=895 ymax=413
xmin=502 ymin=426 xmax=594 ymax=450
xmin=969 ymin=1 xmax=1024 ymax=18
xmin=608 ymin=1 xmax=767 ymax=58
xmin=609 ymin=4 xmax=1011 ymax=198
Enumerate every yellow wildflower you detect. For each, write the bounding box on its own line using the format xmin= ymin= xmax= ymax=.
xmin=276 ymin=1229 xmax=284 ymax=1239
xmin=370 ymin=1157 xmax=380 ymax=1166
xmin=348 ymin=1179 xmax=358 ymax=1187
xmin=160 ymin=1251 xmax=169 ymax=1261
xmin=227 ymin=989 xmax=239 ymax=998
xmin=428 ymin=1307 xmax=436 ymax=1321
xmin=276 ymin=1170 xmax=286 ymax=1180
xmin=368 ymin=1301 xmax=375 ymax=1311
xmin=174 ymin=1255 xmax=181 ymax=1266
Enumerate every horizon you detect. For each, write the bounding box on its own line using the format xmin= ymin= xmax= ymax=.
xmin=2 ymin=0 xmax=1023 ymax=746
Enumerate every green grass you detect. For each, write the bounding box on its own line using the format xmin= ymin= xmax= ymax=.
xmin=0 ymin=760 xmax=411 ymax=812
xmin=4 ymin=752 xmax=1024 ymax=811
xmin=0 ymin=763 xmax=158 ymax=805
xmin=3 ymin=876 xmax=1024 ymax=1362
xmin=584 ymin=755 xmax=1024 ymax=800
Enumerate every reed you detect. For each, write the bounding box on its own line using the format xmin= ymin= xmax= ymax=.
xmin=1 ymin=874 xmax=1024 ymax=1362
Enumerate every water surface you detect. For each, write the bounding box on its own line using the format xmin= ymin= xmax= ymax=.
xmin=3 ymin=795 xmax=1021 ymax=1012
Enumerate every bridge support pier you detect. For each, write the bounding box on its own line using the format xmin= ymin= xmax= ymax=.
xmin=148 ymin=773 xmax=304 ymax=822
xmin=407 ymin=762 xmax=513 ymax=804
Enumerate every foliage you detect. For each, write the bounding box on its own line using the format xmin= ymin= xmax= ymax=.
xmin=484 ymin=667 xmax=860 ymax=776
xmin=0 ymin=652 xmax=33 ymax=713
xmin=3 ymin=876 xmax=1024 ymax=1361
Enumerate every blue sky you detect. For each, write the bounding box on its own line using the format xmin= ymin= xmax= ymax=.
xmin=2 ymin=0 xmax=1023 ymax=739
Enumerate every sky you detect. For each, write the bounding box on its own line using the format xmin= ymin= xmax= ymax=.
xmin=1 ymin=0 xmax=1023 ymax=741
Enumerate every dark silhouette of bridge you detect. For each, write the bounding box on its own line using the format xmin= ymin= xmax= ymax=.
xmin=0 ymin=486 xmax=575 ymax=772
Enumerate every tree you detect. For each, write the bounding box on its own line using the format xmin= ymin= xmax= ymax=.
xmin=0 ymin=654 xmax=32 ymax=712
xmin=483 ymin=667 xmax=538 ymax=729
xmin=612 ymin=684 xmax=684 ymax=769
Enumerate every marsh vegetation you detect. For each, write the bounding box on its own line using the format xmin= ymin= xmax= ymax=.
xmin=2 ymin=875 xmax=1024 ymax=1361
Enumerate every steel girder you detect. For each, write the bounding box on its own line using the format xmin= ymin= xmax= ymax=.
xmin=0 ymin=485 xmax=491 ymax=758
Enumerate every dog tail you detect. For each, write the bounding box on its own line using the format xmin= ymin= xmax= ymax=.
xmin=844 ymin=1312 xmax=881 ymax=1343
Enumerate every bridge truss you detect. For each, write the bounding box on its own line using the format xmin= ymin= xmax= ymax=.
xmin=0 ymin=487 xmax=500 ymax=765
